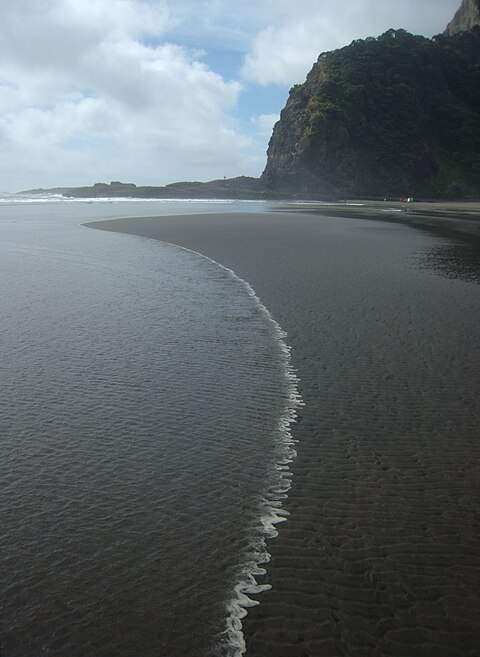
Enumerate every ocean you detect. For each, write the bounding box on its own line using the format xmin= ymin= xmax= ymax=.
xmin=0 ymin=196 xmax=300 ymax=657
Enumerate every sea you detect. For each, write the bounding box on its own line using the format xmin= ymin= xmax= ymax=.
xmin=0 ymin=195 xmax=301 ymax=657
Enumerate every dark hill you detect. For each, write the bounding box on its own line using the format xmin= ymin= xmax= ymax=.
xmin=262 ymin=27 xmax=480 ymax=199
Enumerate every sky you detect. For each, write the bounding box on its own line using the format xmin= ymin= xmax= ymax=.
xmin=0 ymin=0 xmax=460 ymax=191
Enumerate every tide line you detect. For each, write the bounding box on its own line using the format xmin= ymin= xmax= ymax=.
xmin=162 ymin=240 xmax=304 ymax=657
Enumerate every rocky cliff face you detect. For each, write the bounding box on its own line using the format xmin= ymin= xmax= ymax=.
xmin=262 ymin=28 xmax=480 ymax=198
xmin=446 ymin=0 xmax=480 ymax=35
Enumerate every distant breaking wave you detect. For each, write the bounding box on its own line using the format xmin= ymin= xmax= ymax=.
xmin=0 ymin=193 xmax=259 ymax=205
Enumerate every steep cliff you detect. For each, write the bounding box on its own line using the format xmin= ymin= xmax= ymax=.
xmin=263 ymin=28 xmax=480 ymax=198
xmin=447 ymin=0 xmax=480 ymax=35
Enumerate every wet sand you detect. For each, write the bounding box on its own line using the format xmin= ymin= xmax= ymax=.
xmin=276 ymin=200 xmax=480 ymax=240
xmin=88 ymin=207 xmax=480 ymax=657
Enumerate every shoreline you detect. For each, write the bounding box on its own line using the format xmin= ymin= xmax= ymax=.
xmin=275 ymin=200 xmax=480 ymax=241
xmin=86 ymin=207 xmax=480 ymax=656
xmin=151 ymin=240 xmax=303 ymax=657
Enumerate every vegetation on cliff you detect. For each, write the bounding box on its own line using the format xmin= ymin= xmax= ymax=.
xmin=263 ymin=27 xmax=480 ymax=198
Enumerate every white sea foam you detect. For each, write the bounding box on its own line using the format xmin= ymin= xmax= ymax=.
xmin=160 ymin=241 xmax=304 ymax=657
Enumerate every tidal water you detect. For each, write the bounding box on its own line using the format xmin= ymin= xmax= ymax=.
xmin=0 ymin=197 xmax=298 ymax=657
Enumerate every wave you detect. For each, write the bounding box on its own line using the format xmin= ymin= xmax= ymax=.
xmin=0 ymin=194 xmax=264 ymax=205
xmin=161 ymin=241 xmax=304 ymax=657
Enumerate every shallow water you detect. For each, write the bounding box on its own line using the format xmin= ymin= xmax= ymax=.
xmin=0 ymin=199 xmax=295 ymax=657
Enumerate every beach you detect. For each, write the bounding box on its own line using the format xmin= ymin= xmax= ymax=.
xmin=89 ymin=205 xmax=480 ymax=657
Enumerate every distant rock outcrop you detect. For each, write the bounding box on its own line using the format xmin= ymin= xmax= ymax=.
xmin=446 ymin=0 xmax=480 ymax=36
xmin=262 ymin=28 xmax=480 ymax=198
xmin=20 ymin=177 xmax=265 ymax=200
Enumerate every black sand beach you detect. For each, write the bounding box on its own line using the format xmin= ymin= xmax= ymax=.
xmin=89 ymin=206 xmax=480 ymax=657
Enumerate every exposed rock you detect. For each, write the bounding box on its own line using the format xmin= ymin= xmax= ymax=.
xmin=446 ymin=0 xmax=480 ymax=35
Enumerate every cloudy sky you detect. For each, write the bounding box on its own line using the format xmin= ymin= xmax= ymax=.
xmin=0 ymin=0 xmax=460 ymax=191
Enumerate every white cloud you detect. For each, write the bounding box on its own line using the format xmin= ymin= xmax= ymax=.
xmin=0 ymin=0 xmax=263 ymax=190
xmin=251 ymin=113 xmax=280 ymax=138
xmin=243 ymin=16 xmax=340 ymax=86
